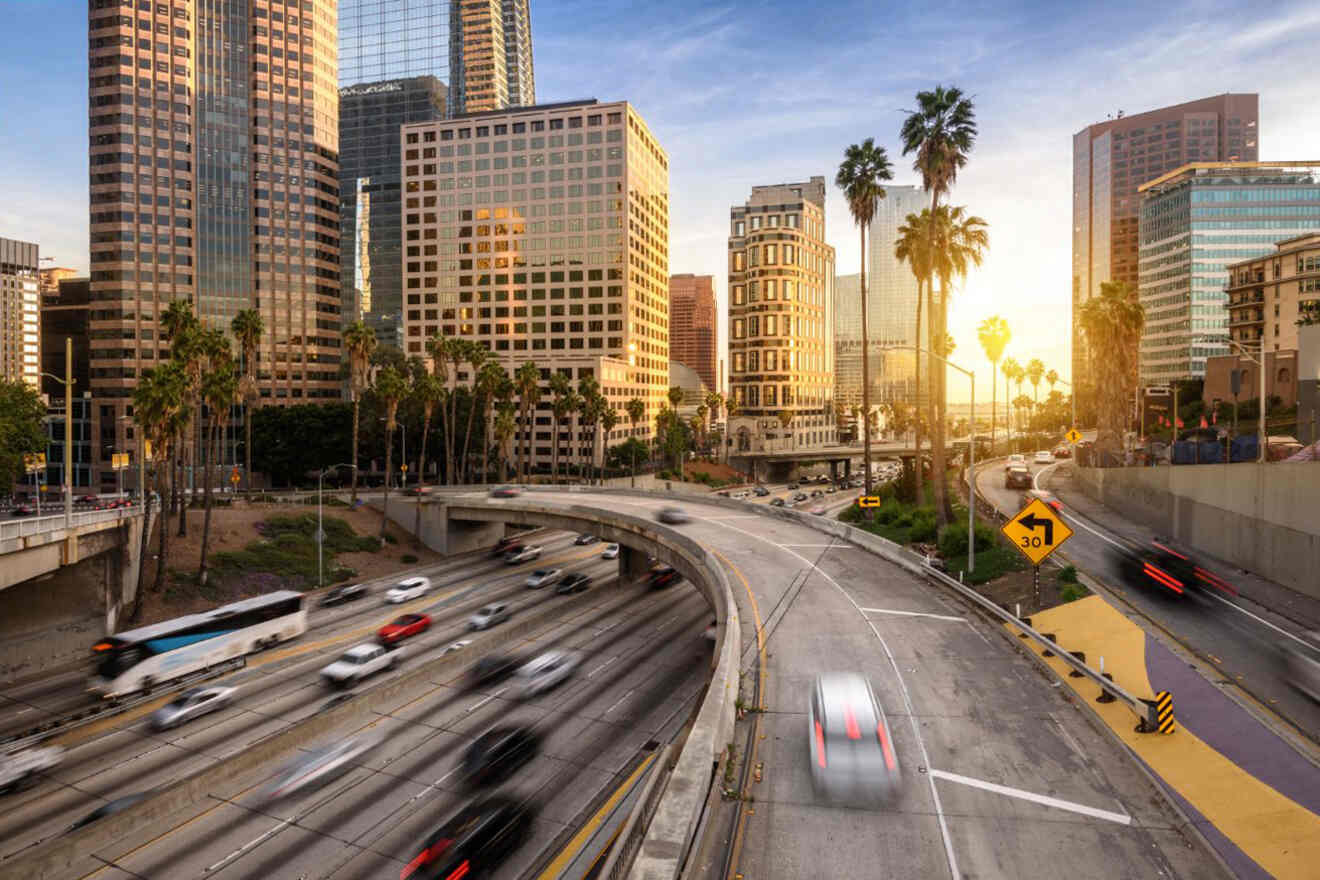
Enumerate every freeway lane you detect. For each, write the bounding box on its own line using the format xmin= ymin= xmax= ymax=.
xmin=496 ymin=490 xmax=1227 ymax=880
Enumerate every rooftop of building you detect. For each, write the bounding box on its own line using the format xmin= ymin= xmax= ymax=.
xmin=1226 ymin=233 xmax=1320 ymax=271
xmin=451 ymin=98 xmax=601 ymax=120
xmin=1075 ymin=93 xmax=1258 ymax=139
xmin=1138 ymin=160 xmax=1320 ymax=193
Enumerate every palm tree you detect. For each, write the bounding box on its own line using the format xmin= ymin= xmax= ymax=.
xmin=895 ymin=211 xmax=933 ymax=504
xmin=977 ymin=316 xmax=1011 ymax=454
xmin=626 ymin=397 xmax=645 ymax=487
xmin=578 ymin=375 xmax=602 ymax=483
xmin=438 ymin=338 xmax=466 ymax=484
xmin=198 ymin=334 xmax=238 ymax=586
xmin=724 ymin=397 xmax=740 ymax=463
xmin=1011 ymin=362 xmax=1028 ymax=443
xmin=600 ymin=406 xmax=619 ymax=479
xmin=424 ymin=333 xmax=450 ymax=481
xmin=1079 ymin=280 xmax=1145 ymax=450
xmin=374 ymin=365 xmax=407 ymax=538
xmin=412 ymin=372 xmax=442 ymax=546
xmin=902 ymin=84 xmax=977 ymax=525
xmin=548 ymin=370 xmax=575 ymax=483
xmin=130 ymin=360 xmax=187 ymax=618
xmin=475 ymin=361 xmax=507 ymax=485
xmin=836 ymin=138 xmax=894 ymax=500
xmin=1026 ymin=358 xmax=1046 ymax=420
xmin=665 ymin=385 xmax=685 ymax=478
xmin=695 ymin=404 xmax=709 ymax=454
xmin=514 ymin=362 xmax=541 ymax=482
xmin=458 ymin=343 xmax=488 ymax=483
xmin=1045 ymin=368 xmax=1059 ymax=398
xmin=344 ymin=320 xmax=377 ymax=503
xmin=162 ymin=302 xmax=202 ymax=536
xmin=1001 ymin=356 xmax=1020 ymax=451
xmin=229 ymin=308 xmax=263 ymax=493
xmin=493 ymin=402 xmax=517 ymax=483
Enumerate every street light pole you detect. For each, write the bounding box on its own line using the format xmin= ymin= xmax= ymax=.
xmin=39 ymin=337 xmax=76 ymax=528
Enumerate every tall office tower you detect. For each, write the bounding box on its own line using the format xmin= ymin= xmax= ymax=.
xmin=501 ymin=0 xmax=534 ymax=107
xmin=0 ymin=237 xmax=40 ymax=388
xmin=400 ymin=100 xmax=669 ymax=469
xmin=669 ymin=273 xmax=716 ymax=393
xmin=1072 ymin=95 xmax=1258 ymax=393
xmin=727 ymin=177 xmax=837 ymax=451
xmin=832 ymin=273 xmax=862 ymax=410
xmin=40 ymin=275 xmax=94 ymax=491
xmin=450 ymin=0 xmax=508 ymax=115
xmin=38 ymin=267 xmax=79 ymax=303
xmin=88 ymin=1 xmax=341 ymax=491
xmin=1137 ymin=162 xmax=1320 ymax=382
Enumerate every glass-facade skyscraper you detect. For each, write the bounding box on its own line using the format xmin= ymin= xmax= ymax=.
xmin=1138 ymin=162 xmax=1320 ymax=382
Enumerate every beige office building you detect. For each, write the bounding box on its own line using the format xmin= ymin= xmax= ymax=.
xmin=400 ymin=99 xmax=669 ymax=468
xmin=727 ymin=177 xmax=836 ymax=451
xmin=0 ymin=238 xmax=40 ymax=389
xmin=88 ymin=0 xmax=341 ymax=490
xmin=449 ymin=0 xmax=535 ymax=114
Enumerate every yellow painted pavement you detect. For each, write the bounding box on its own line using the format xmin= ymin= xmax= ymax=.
xmin=1017 ymin=595 xmax=1320 ymax=879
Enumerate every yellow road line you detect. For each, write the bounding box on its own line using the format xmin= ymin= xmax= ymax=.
xmin=535 ymin=752 xmax=658 ymax=880
xmin=1027 ymin=595 xmax=1320 ymax=878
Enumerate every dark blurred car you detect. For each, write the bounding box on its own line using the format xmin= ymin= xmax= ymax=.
xmin=75 ymin=494 xmax=98 ymax=506
xmin=68 ymin=792 xmax=151 ymax=832
xmin=467 ymin=654 xmax=521 ymax=689
xmin=555 ymin=572 xmax=591 ymax=594
xmin=10 ymin=503 xmax=35 ymax=517
xmin=1283 ymin=633 xmax=1320 ymax=703
xmin=491 ymin=536 xmax=522 ymax=558
xmin=754 ymin=486 xmax=770 ymax=497
xmin=1004 ymin=465 xmax=1032 ymax=490
xmin=378 ymin=613 xmax=432 ymax=646
xmin=647 ymin=565 xmax=681 ymax=589
xmin=319 ymin=583 xmax=367 ymax=607
xmin=657 ymin=507 xmax=690 ymax=525
xmin=461 ymin=726 xmax=541 ymax=789
xmin=770 ymin=498 xmax=786 ymax=507
xmin=400 ymin=796 xmax=536 ymax=880
xmin=787 ymin=482 xmax=799 ymax=490
xmin=810 ymin=489 xmax=824 ymax=498
xmin=792 ymin=492 xmax=809 ymax=503
xmin=573 ymin=533 xmax=599 ymax=545
xmin=1110 ymin=538 xmax=1236 ymax=598
xmin=489 ymin=485 xmax=521 ymax=498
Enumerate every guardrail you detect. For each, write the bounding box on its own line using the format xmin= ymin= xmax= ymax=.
xmin=0 ymin=505 xmax=142 ymax=543
xmin=599 ymin=744 xmax=677 ymax=880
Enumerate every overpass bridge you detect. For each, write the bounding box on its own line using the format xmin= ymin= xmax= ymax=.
xmin=730 ymin=437 xmax=975 ymax=482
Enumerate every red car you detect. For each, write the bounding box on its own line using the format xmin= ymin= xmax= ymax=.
xmin=378 ymin=613 xmax=432 ymax=646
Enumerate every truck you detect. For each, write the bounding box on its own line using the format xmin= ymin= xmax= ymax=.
xmin=0 ymin=746 xmax=65 ymax=794
xmin=319 ymin=643 xmax=400 ymax=688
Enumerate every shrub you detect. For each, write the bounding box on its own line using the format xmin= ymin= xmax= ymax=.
xmin=1059 ymin=565 xmax=1078 ymax=584
xmin=382 ymin=532 xmax=398 ymax=545
xmin=875 ymin=498 xmax=904 ymax=525
xmin=401 ymin=553 xmax=419 ymax=563
xmin=838 ymin=503 xmax=865 ymax=524
xmin=1060 ymin=583 xmax=1089 ymax=603
xmin=908 ymin=510 xmax=938 ymax=543
xmin=937 ymin=521 xmax=996 ymax=559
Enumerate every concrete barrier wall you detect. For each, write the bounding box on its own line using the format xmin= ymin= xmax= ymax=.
xmin=1075 ymin=463 xmax=1320 ymax=599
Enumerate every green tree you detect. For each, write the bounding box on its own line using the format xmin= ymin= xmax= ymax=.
xmin=198 ymin=334 xmax=238 ymax=586
xmin=374 ymin=366 xmax=407 ymax=537
xmin=493 ymin=402 xmax=517 ymax=483
xmin=162 ymin=300 xmax=202 ymax=536
xmin=1001 ymin=356 xmax=1021 ymax=450
xmin=412 ymin=372 xmax=442 ymax=545
xmin=600 ymin=406 xmax=619 ymax=476
xmin=895 ymin=211 xmax=932 ymax=504
xmin=229 ymin=308 xmax=263 ymax=492
xmin=836 ymin=137 xmax=894 ymax=500
xmin=344 ymin=320 xmax=377 ymax=502
xmin=1079 ymin=280 xmax=1145 ymax=449
xmin=475 ymin=360 xmax=507 ymax=485
xmin=514 ymin=362 xmax=541 ymax=482
xmin=548 ymin=370 xmax=575 ymax=483
xmin=459 ymin=342 xmax=488 ymax=483
xmin=977 ymin=316 xmax=1011 ymax=452
xmin=666 ymin=385 xmax=685 ymax=478
xmin=626 ymin=397 xmax=646 ymax=487
xmin=131 ymin=361 xmax=188 ymax=612
xmin=578 ymin=374 xmax=603 ymax=483
xmin=0 ymin=379 xmax=46 ymax=493
xmin=1026 ymin=358 xmax=1045 ymax=416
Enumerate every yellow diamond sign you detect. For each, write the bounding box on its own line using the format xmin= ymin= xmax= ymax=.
xmin=1065 ymin=428 xmax=1083 ymax=444
xmin=1001 ymin=498 xmax=1073 ymax=566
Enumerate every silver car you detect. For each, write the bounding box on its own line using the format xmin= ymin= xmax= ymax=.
xmin=260 ymin=734 xmax=381 ymax=802
xmin=657 ymin=507 xmax=690 ymax=525
xmin=151 ymin=686 xmax=236 ymax=730
xmin=525 ymin=568 xmax=563 ymax=588
xmin=601 ymin=543 xmax=620 ymax=560
xmin=808 ymin=673 xmax=900 ymax=802
xmin=469 ymin=602 xmax=511 ymax=630
xmin=515 ymin=650 xmax=580 ymax=698
xmin=1283 ymin=632 xmax=1320 ymax=702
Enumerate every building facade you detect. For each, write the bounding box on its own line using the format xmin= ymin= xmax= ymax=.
xmin=1138 ymin=163 xmax=1320 ymax=382
xmin=728 ymin=176 xmax=836 ymax=451
xmin=1224 ymin=232 xmax=1320 ymax=355
xmin=1072 ymin=95 xmax=1258 ymax=390
xmin=0 ymin=237 xmax=40 ymax=388
xmin=399 ymin=100 xmax=669 ymax=467
xmin=668 ymin=273 xmax=716 ymax=393
xmin=449 ymin=0 xmax=535 ymax=115
xmin=88 ymin=0 xmax=341 ymax=492
xmin=501 ymin=0 xmax=534 ymax=108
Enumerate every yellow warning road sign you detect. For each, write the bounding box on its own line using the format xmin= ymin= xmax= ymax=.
xmin=1001 ymin=497 xmax=1073 ymax=566
xmin=1065 ymin=428 xmax=1083 ymax=444
xmin=857 ymin=495 xmax=881 ymax=508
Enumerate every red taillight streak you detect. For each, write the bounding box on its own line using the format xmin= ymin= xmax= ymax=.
xmin=444 ymin=861 xmax=471 ymax=880
xmin=400 ymin=839 xmax=453 ymax=879
xmin=876 ymin=723 xmax=896 ymax=771
xmin=1143 ymin=564 xmax=1184 ymax=594
xmin=1195 ymin=566 xmax=1238 ymax=596
xmin=814 ymin=720 xmax=826 ymax=768
xmin=843 ymin=705 xmax=861 ymax=740
xmin=1152 ymin=541 xmax=1188 ymax=560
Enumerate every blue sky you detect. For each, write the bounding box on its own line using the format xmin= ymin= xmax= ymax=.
xmin=3 ymin=0 xmax=1317 ymax=401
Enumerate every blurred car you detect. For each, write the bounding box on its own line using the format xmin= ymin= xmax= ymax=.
xmin=399 ymin=796 xmax=536 ymax=880
xmin=466 ymin=654 xmax=522 ymax=689
xmin=1111 ymin=540 xmax=1198 ymax=597
xmin=385 ymin=576 xmax=431 ymax=604
xmin=514 ymin=650 xmax=580 ymax=698
xmin=810 ymin=489 xmax=824 ymax=499
xmin=504 ymin=544 xmax=542 ymax=564
xmin=320 ymin=643 xmax=400 ymax=688
xmin=770 ymin=498 xmax=786 ymax=508
xmin=826 ymin=486 xmax=838 ymax=494
xmin=442 ymin=640 xmax=471 ymax=655
xmin=809 ymin=505 xmax=827 ymax=515
xmin=0 ymin=745 xmax=64 ymax=795
xmin=792 ymin=492 xmax=809 ymax=503
xmin=378 ymin=613 xmax=432 ymax=646
xmin=150 ymin=686 xmax=236 ymax=730
xmin=1034 ymin=450 xmax=1054 ymax=465
xmin=319 ymin=583 xmax=367 ymax=607
xmin=489 ymin=485 xmax=522 ymax=498
xmin=754 ymin=486 xmax=770 ymax=497
xmin=1052 ymin=445 xmax=1072 ymax=459
xmin=67 ymin=791 xmax=151 ymax=832
xmin=657 ymin=507 xmax=690 ymax=525
xmin=601 ymin=543 xmax=620 ymax=559
xmin=1004 ymin=453 xmax=1027 ymax=472
xmin=1282 ymin=633 xmax=1320 ymax=703
xmin=460 ymin=726 xmax=542 ymax=789
xmin=808 ymin=672 xmax=899 ymax=802
xmin=556 ymin=572 xmax=591 ymax=594
xmin=703 ymin=619 xmax=718 ymax=641
xmin=468 ymin=602 xmax=511 ymax=630
xmin=1019 ymin=489 xmax=1062 ymax=512
xmin=261 ymin=735 xmax=380 ymax=802
xmin=787 ymin=482 xmax=799 ymax=490
xmin=647 ymin=565 xmax=680 ymax=589
xmin=75 ymin=494 xmax=98 ymax=506
xmin=816 ymin=475 xmax=831 ymax=484
xmin=573 ymin=533 xmax=599 ymax=545
xmin=1004 ymin=465 xmax=1033 ymax=490
xmin=10 ymin=504 xmax=35 ymax=517
xmin=491 ymin=536 xmax=522 ymax=558
xmin=525 ymin=568 xmax=563 ymax=588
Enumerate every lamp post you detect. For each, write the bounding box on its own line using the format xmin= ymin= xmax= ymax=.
xmin=39 ymin=337 xmax=75 ymax=527
xmin=1194 ymin=334 xmax=1267 ymax=463
xmin=880 ymin=345 xmax=977 ymax=574
xmin=318 ymin=463 xmax=357 ymax=588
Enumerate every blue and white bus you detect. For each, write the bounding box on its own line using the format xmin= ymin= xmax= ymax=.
xmin=89 ymin=591 xmax=307 ymax=699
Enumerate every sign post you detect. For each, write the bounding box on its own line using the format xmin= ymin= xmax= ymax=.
xmin=1001 ymin=498 xmax=1074 ymax=609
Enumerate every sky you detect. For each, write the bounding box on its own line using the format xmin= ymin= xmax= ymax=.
xmin=2 ymin=0 xmax=1318 ymax=403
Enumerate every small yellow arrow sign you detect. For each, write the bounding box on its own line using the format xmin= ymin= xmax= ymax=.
xmin=857 ymin=495 xmax=882 ymax=508
xmin=1002 ymin=498 xmax=1073 ymax=566
xmin=1065 ymin=428 xmax=1083 ymax=444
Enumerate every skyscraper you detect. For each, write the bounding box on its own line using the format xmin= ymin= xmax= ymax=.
xmin=669 ymin=274 xmax=716 ymax=393
xmin=502 ymin=0 xmax=535 ymax=108
xmin=0 ymin=237 xmax=40 ymax=389
xmin=1072 ymin=95 xmax=1258 ymax=392
xmin=400 ymin=100 xmax=669 ymax=468
xmin=88 ymin=1 xmax=341 ymax=491
xmin=728 ymin=177 xmax=836 ymax=451
xmin=449 ymin=0 xmax=535 ymax=115
xmin=1138 ymin=162 xmax=1320 ymax=382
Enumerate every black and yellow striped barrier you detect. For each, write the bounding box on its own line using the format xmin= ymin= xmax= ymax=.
xmin=1154 ymin=690 xmax=1175 ymax=734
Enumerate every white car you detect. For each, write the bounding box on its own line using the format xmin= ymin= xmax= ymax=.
xmin=469 ymin=602 xmax=511 ymax=630
xmin=504 ymin=545 xmax=542 ymax=564
xmin=525 ymin=568 xmax=563 ymax=589
xmin=1004 ymin=453 xmax=1027 ymax=472
xmin=0 ymin=746 xmax=64 ymax=794
xmin=385 ymin=576 xmax=430 ymax=604
xmin=515 ymin=650 xmax=580 ymax=698
xmin=1034 ymin=450 xmax=1054 ymax=465
xmin=601 ymin=543 xmax=620 ymax=560
xmin=319 ymin=643 xmax=399 ymax=688
xmin=150 ymin=685 xmax=237 ymax=730
xmin=261 ymin=733 xmax=381 ymax=802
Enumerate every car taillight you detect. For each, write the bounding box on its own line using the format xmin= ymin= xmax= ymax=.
xmin=1142 ymin=563 xmax=1184 ymax=594
xmin=842 ymin=705 xmax=861 ymax=740
xmin=876 ymin=723 xmax=896 ymax=771
xmin=400 ymin=839 xmax=455 ymax=879
xmin=444 ymin=861 xmax=471 ymax=880
xmin=814 ymin=720 xmax=826 ymax=768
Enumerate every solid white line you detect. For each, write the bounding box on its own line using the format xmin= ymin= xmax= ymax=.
xmin=860 ymin=607 xmax=966 ymax=623
xmin=1206 ymin=591 xmax=1313 ymax=649
xmin=605 ymin=687 xmax=635 ymax=716
xmin=781 ymin=543 xmax=856 ymax=548
xmin=206 ymin=817 xmax=295 ymax=872
xmin=929 ymin=768 xmax=1132 ymax=825
xmin=588 ymin=656 xmax=618 ymax=678
xmin=464 ymin=692 xmax=499 ymax=714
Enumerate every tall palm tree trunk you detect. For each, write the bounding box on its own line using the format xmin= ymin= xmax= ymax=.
xmin=446 ymin=381 xmax=458 ymax=485
xmin=130 ymin=462 xmax=155 ymax=622
xmin=381 ymin=428 xmax=394 ymax=539
xmin=155 ymin=448 xmax=173 ymax=595
xmin=935 ymin=281 xmax=953 ymax=524
xmin=199 ymin=417 xmax=218 ymax=585
xmin=481 ymin=398 xmax=491 ymax=484
xmin=860 ymin=222 xmax=874 ymax=501
xmin=989 ymin=360 xmax=998 ymax=456
xmin=244 ymin=403 xmax=252 ymax=492
xmin=913 ymin=280 xmax=925 ymax=505
xmin=460 ymin=393 xmax=478 ymax=484
xmin=414 ymin=412 xmax=431 ymax=548
xmin=551 ymin=411 xmax=560 ymax=483
xmin=177 ymin=421 xmax=191 ymax=537
xmin=350 ymin=397 xmax=361 ymax=503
